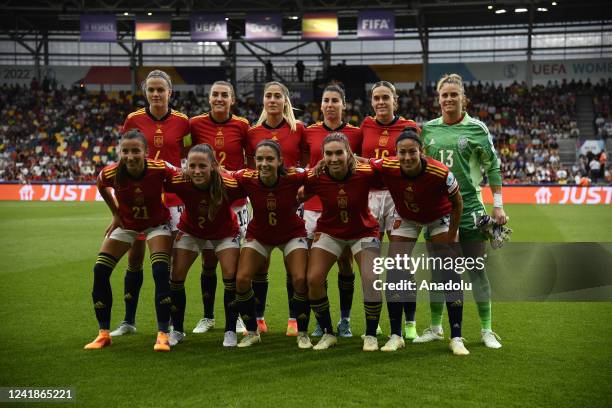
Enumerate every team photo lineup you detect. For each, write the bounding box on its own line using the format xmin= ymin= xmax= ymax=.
xmin=83 ymin=69 xmax=510 ymax=355
xmin=1 ymin=2 xmax=611 ymax=406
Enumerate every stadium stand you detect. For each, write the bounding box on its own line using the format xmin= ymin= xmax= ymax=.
xmin=1 ymin=79 xmax=610 ymax=184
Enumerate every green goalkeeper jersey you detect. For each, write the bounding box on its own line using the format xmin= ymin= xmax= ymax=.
xmin=422 ymin=113 xmax=502 ymax=207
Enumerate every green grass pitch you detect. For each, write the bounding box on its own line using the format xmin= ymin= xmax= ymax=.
xmin=0 ymin=202 xmax=610 ymax=407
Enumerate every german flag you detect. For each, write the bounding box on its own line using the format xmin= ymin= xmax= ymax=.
xmin=135 ymin=18 xmax=171 ymax=41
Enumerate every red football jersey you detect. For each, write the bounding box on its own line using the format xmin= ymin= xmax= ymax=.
xmin=360 ymin=116 xmax=420 ymax=159
xmin=246 ymin=120 xmax=305 ymax=168
xmin=232 ymin=168 xmax=307 ymax=246
xmin=164 ymin=172 xmax=245 ymax=240
xmin=190 ymin=113 xmax=249 ymax=171
xmin=303 ymin=122 xmax=363 ymax=211
xmin=98 ymin=159 xmax=176 ymax=231
xmin=303 ymin=164 xmax=381 ymax=240
xmin=122 ymin=108 xmax=190 ymax=207
xmin=370 ymin=157 xmax=459 ymax=224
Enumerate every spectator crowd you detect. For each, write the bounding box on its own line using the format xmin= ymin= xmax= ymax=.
xmin=1 ymin=78 xmax=610 ymax=185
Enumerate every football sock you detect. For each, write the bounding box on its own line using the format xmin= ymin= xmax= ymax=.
xmin=222 ymin=278 xmax=237 ymax=332
xmin=364 ymin=301 xmax=383 ymax=337
xmin=252 ymin=273 xmax=269 ymax=319
xmin=123 ymin=264 xmax=143 ymax=325
xmin=477 ymin=302 xmax=492 ymax=331
xmin=310 ymin=296 xmax=333 ymax=335
xmin=92 ymin=253 xmax=117 ymax=330
xmin=291 ymin=292 xmax=310 ymax=332
xmin=151 ymin=252 xmax=171 ymax=333
xmin=338 ymin=274 xmax=354 ymax=320
xmin=386 ymin=301 xmax=403 ymax=337
xmin=200 ymin=267 xmax=217 ymax=319
xmin=447 ymin=300 xmax=464 ymax=339
xmin=286 ymin=273 xmax=296 ymax=319
xmin=169 ymin=279 xmax=186 ymax=333
xmin=236 ymin=288 xmax=257 ymax=332
xmin=469 ymin=270 xmax=493 ymax=330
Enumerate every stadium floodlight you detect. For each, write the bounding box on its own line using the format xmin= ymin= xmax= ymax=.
xmin=495 ymin=9 xmax=507 ymax=14
xmin=552 ymin=1 xmax=557 ymax=5
xmin=123 ymin=12 xmax=129 ymax=16
xmin=488 ymin=5 xmax=493 ymax=10
xmin=515 ymin=8 xmax=528 ymax=13
xmin=147 ymin=12 xmax=152 ymax=16
xmin=538 ymin=7 xmax=548 ymax=11
xmin=289 ymin=16 xmax=299 ymax=20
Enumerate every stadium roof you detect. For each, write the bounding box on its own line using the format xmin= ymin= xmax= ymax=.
xmin=1 ymin=0 xmax=610 ymax=34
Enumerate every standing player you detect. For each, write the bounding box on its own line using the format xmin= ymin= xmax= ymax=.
xmin=369 ymin=128 xmax=467 ymax=355
xmin=190 ymin=81 xmax=250 ymax=335
xmin=232 ymin=140 xmax=311 ymax=348
xmin=84 ymin=130 xmax=176 ymax=352
xmin=164 ymin=144 xmax=244 ymax=347
xmin=303 ymin=84 xmax=362 ymax=338
xmin=304 ymin=133 xmax=383 ymax=351
xmin=421 ymin=73 xmax=507 ymax=349
xmin=247 ymin=81 xmax=306 ymax=335
xmin=110 ymin=70 xmax=190 ymax=337
xmin=360 ymin=80 xmax=420 ymax=339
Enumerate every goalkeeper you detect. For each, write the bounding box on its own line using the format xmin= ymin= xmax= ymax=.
xmin=418 ymin=73 xmax=508 ymax=349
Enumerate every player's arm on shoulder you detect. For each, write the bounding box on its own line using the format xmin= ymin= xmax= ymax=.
xmin=447 ymin=171 xmax=463 ymax=242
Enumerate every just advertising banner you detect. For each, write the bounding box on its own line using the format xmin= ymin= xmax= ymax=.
xmin=245 ymin=13 xmax=282 ymax=41
xmin=191 ymin=14 xmax=227 ymax=41
xmin=80 ymin=15 xmax=117 ymax=42
xmin=357 ymin=10 xmax=395 ymax=39
xmin=1 ymin=184 xmax=610 ymax=204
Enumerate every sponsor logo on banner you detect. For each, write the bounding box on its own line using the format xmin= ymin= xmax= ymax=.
xmin=80 ymin=15 xmax=117 ymax=42
xmin=191 ymin=14 xmax=227 ymax=41
xmin=535 ymin=187 xmax=553 ymax=204
xmin=245 ymin=13 xmax=282 ymax=40
xmin=1 ymin=185 xmax=609 ymax=205
xmin=357 ymin=10 xmax=395 ymax=39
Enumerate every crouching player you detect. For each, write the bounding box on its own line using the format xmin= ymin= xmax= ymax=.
xmin=84 ymin=130 xmax=177 ymax=352
xmin=304 ymin=133 xmax=383 ymax=351
xmin=370 ymin=128 xmax=467 ymax=355
xmin=231 ymin=140 xmax=311 ymax=349
xmin=164 ymin=144 xmax=244 ymax=347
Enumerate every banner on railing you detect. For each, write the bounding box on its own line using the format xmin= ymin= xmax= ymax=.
xmin=0 ymin=184 xmax=610 ymax=204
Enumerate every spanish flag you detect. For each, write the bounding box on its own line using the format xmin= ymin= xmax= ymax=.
xmin=302 ymin=13 xmax=338 ymax=40
xmin=135 ymin=18 xmax=171 ymax=41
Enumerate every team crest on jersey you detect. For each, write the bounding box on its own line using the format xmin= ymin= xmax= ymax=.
xmin=133 ymin=194 xmax=145 ymax=206
xmin=266 ymin=193 xmax=276 ymax=210
xmin=458 ymin=137 xmax=468 ymax=151
xmin=393 ymin=219 xmax=402 ymax=230
xmin=378 ymin=130 xmax=389 ymax=147
xmin=403 ymin=187 xmax=415 ymax=202
xmin=154 ymin=134 xmax=164 ymax=148
xmin=216 ymin=128 xmax=224 ymax=148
